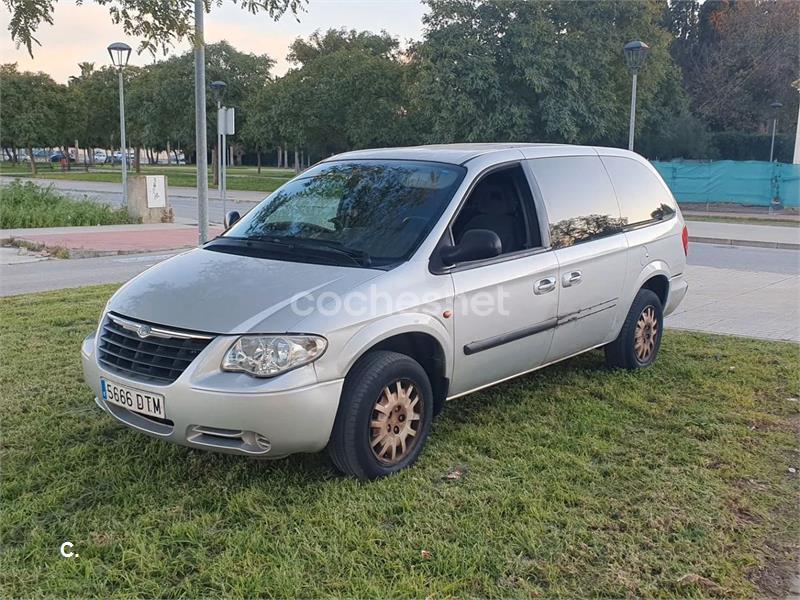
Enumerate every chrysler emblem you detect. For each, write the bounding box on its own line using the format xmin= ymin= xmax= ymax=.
xmin=136 ymin=324 xmax=152 ymax=338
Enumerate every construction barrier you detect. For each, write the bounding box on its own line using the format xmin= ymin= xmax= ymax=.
xmin=651 ymin=160 xmax=800 ymax=209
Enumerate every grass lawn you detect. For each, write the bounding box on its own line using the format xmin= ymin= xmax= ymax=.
xmin=0 ymin=180 xmax=138 ymax=229
xmin=0 ymin=164 xmax=295 ymax=194
xmin=1 ymin=285 xmax=798 ymax=597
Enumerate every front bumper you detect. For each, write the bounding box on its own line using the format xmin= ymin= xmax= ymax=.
xmin=81 ymin=333 xmax=343 ymax=458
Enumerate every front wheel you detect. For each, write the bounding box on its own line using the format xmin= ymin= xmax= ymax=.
xmin=327 ymin=351 xmax=433 ymax=480
xmin=605 ymin=289 xmax=664 ymax=370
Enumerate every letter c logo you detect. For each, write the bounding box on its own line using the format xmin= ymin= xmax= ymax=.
xmin=60 ymin=541 xmax=75 ymax=558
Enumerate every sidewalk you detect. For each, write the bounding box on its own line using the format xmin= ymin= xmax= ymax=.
xmin=680 ymin=205 xmax=800 ymax=221
xmin=685 ymin=220 xmax=800 ymax=250
xmin=665 ymin=264 xmax=798 ymax=342
xmin=0 ymin=223 xmax=223 ymax=258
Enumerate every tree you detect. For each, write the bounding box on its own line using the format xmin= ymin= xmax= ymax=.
xmin=287 ymin=28 xmax=400 ymax=66
xmin=679 ymin=0 xmax=799 ymax=133
xmin=264 ymin=28 xmax=411 ymax=162
xmin=241 ymin=83 xmax=281 ymax=172
xmin=121 ymin=41 xmax=274 ymax=167
xmin=409 ymin=0 xmax=686 ymax=149
xmin=0 ymin=64 xmax=64 ymax=173
xmin=67 ymin=65 xmax=135 ymax=166
xmin=4 ymin=0 xmax=304 ymax=57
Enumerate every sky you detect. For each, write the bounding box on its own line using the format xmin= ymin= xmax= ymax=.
xmin=0 ymin=0 xmax=428 ymax=83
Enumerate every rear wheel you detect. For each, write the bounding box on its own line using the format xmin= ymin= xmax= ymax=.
xmin=328 ymin=351 xmax=433 ymax=479
xmin=605 ymin=289 xmax=664 ymax=370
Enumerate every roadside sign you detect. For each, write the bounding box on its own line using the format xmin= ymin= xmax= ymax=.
xmin=146 ymin=175 xmax=166 ymax=208
xmin=218 ymin=107 xmax=235 ymax=136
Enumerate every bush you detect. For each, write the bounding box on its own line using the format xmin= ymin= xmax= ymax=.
xmin=0 ymin=180 xmax=139 ymax=228
xmin=640 ymin=112 xmax=718 ymax=161
xmin=710 ymin=132 xmax=794 ymax=162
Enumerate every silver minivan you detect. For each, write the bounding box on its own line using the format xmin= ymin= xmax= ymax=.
xmin=82 ymin=143 xmax=688 ymax=479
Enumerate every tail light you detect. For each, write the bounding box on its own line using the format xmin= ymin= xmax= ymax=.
xmin=681 ymin=225 xmax=689 ymax=256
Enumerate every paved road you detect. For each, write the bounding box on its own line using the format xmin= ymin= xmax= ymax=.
xmin=2 ymin=241 xmax=798 ymax=343
xmin=0 ymin=249 xmax=182 ymax=296
xmin=687 ymin=243 xmax=799 ymax=275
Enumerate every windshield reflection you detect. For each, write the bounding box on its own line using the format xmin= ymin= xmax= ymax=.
xmin=221 ymin=160 xmax=465 ymax=267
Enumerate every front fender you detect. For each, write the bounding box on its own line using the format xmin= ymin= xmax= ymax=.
xmin=318 ymin=313 xmax=454 ymax=382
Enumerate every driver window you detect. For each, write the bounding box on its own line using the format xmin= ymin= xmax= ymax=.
xmin=452 ymin=164 xmax=540 ymax=255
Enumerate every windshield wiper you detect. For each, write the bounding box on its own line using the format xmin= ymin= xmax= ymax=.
xmin=284 ymin=237 xmax=372 ymax=267
xmin=224 ymin=234 xmax=371 ymax=267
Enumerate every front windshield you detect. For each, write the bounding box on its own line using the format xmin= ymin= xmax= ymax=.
xmin=219 ymin=160 xmax=466 ymax=268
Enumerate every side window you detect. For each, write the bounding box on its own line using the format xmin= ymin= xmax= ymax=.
xmin=527 ymin=156 xmax=622 ymax=249
xmin=452 ymin=164 xmax=541 ymax=256
xmin=600 ymin=156 xmax=676 ymax=227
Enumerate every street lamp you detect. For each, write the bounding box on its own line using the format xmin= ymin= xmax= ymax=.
xmin=769 ymin=101 xmax=783 ymax=163
xmin=623 ymin=40 xmax=649 ymax=152
xmin=210 ymin=80 xmax=227 ymax=221
xmin=107 ymin=42 xmax=132 ymax=209
xmin=792 ymin=80 xmax=800 ymax=165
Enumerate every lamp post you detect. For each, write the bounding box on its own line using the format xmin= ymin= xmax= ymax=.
xmin=623 ymin=40 xmax=649 ymax=152
xmin=194 ymin=0 xmax=209 ymax=245
xmin=792 ymin=80 xmax=800 ymax=165
xmin=769 ymin=101 xmax=784 ymax=163
xmin=107 ymin=42 xmax=132 ymax=209
xmin=210 ymin=80 xmax=227 ymax=222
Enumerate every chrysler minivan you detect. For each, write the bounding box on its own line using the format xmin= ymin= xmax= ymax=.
xmin=82 ymin=143 xmax=688 ymax=479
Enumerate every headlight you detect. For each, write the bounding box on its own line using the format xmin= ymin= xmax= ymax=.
xmin=221 ymin=335 xmax=327 ymax=377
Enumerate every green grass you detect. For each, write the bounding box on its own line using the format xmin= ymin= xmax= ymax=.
xmin=1 ymin=285 xmax=798 ymax=597
xmin=1 ymin=163 xmax=295 ymax=194
xmin=0 ymin=181 xmax=138 ymax=229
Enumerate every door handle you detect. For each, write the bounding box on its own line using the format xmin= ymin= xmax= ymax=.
xmin=562 ymin=270 xmax=582 ymax=287
xmin=534 ymin=276 xmax=556 ymax=295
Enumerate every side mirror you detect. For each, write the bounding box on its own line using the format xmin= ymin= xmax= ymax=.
xmin=440 ymin=229 xmax=502 ymax=266
xmin=224 ymin=210 xmax=241 ymax=228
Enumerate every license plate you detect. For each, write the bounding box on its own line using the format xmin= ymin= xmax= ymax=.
xmin=101 ymin=378 xmax=166 ymax=420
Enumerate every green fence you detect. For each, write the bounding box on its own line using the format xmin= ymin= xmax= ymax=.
xmin=651 ymin=160 xmax=800 ymax=209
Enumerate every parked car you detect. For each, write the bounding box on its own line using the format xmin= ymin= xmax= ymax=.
xmin=81 ymin=143 xmax=688 ymax=479
xmin=93 ymin=149 xmax=108 ymax=163
xmin=50 ymin=151 xmax=75 ymax=163
xmin=15 ymin=149 xmax=48 ymax=162
xmin=108 ymin=150 xmax=134 ymax=165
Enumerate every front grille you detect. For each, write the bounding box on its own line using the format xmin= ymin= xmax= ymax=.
xmin=97 ymin=313 xmax=214 ymax=384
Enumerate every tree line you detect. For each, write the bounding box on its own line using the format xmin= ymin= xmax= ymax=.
xmin=1 ymin=0 xmax=797 ymax=175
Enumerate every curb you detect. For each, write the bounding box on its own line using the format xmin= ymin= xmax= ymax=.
xmin=1 ymin=237 xmax=192 ymax=259
xmin=689 ymin=236 xmax=800 ymax=250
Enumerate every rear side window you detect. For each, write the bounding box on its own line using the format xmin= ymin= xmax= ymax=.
xmin=527 ymin=156 xmax=623 ymax=249
xmin=600 ymin=156 xmax=676 ymax=227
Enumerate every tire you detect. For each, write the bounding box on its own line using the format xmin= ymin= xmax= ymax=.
xmin=605 ymin=288 xmax=664 ymax=370
xmin=328 ymin=350 xmax=433 ymax=480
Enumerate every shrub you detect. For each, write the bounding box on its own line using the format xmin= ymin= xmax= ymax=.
xmin=0 ymin=180 xmax=139 ymax=228
xmin=640 ymin=112 xmax=718 ymax=161
xmin=710 ymin=132 xmax=793 ymax=162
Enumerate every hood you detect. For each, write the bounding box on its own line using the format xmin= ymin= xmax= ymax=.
xmin=107 ymin=248 xmax=382 ymax=334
